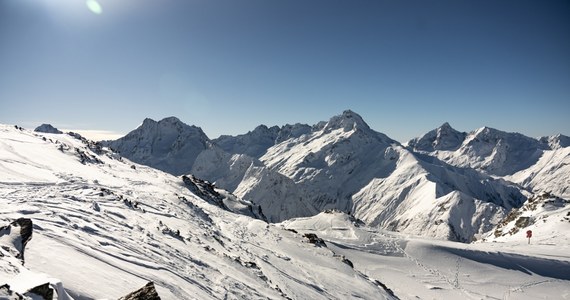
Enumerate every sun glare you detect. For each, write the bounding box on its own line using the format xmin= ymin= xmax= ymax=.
xmin=86 ymin=0 xmax=103 ymax=15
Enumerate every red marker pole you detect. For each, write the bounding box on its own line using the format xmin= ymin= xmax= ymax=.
xmin=526 ymin=230 xmax=532 ymax=244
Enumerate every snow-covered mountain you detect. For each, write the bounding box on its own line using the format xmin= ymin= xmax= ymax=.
xmin=213 ymin=123 xmax=312 ymax=158
xmin=103 ymin=117 xmax=214 ymax=176
xmin=409 ymin=124 xmax=570 ymax=199
xmin=105 ymin=111 xmax=536 ymax=242
xmin=406 ymin=122 xmax=466 ymax=152
xmin=407 ymin=123 xmax=555 ymax=176
xmin=0 ymin=124 xmax=396 ymax=299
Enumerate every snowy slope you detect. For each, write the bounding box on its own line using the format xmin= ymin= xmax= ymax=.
xmin=282 ymin=211 xmax=570 ymax=300
xmin=483 ymin=191 xmax=570 ymax=245
xmin=351 ymin=149 xmax=525 ymax=242
xmin=506 ymin=146 xmax=570 ymax=199
xmin=0 ymin=125 xmax=395 ymax=299
xmin=103 ymin=117 xmax=214 ymax=176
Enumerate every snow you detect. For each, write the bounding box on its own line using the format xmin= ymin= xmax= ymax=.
xmin=1 ymin=122 xmax=569 ymax=299
xmin=0 ymin=124 xmax=395 ymax=299
xmin=283 ymin=211 xmax=570 ymax=300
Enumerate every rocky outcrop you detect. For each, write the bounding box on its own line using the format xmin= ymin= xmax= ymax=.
xmin=303 ymin=233 xmax=326 ymax=247
xmin=0 ymin=218 xmax=33 ymax=262
xmin=118 ymin=282 xmax=161 ymax=300
xmin=34 ymin=124 xmax=62 ymax=134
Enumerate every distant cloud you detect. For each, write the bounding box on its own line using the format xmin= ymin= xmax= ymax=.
xmin=61 ymin=129 xmax=124 ymax=141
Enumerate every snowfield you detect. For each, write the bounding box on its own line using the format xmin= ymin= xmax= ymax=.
xmin=283 ymin=211 xmax=570 ymax=300
xmin=1 ymin=120 xmax=569 ymax=299
xmin=0 ymin=125 xmax=394 ymax=299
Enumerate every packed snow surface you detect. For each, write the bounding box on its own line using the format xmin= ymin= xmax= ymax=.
xmin=283 ymin=211 xmax=570 ymax=300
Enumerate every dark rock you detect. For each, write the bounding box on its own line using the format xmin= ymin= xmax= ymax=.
xmin=0 ymin=284 xmax=24 ymax=299
xmin=34 ymin=124 xmax=62 ymax=134
xmin=0 ymin=218 xmax=33 ymax=262
xmin=374 ymin=280 xmax=399 ymax=299
xmin=340 ymin=256 xmax=353 ymax=268
xmin=303 ymin=233 xmax=326 ymax=247
xmin=118 ymin=282 xmax=161 ymax=300
xmin=25 ymin=283 xmax=54 ymax=300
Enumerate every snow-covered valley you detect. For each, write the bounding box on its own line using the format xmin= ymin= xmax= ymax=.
xmin=2 ymin=112 xmax=570 ymax=299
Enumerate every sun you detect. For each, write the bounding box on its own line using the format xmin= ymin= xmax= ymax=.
xmin=85 ymin=0 xmax=103 ymax=15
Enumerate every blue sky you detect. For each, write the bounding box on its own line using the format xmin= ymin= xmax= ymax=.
xmin=1 ymin=0 xmax=568 ymax=142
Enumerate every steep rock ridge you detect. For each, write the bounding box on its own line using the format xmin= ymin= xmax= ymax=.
xmin=103 ymin=117 xmax=213 ymax=175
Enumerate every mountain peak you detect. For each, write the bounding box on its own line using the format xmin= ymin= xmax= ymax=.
xmin=408 ymin=122 xmax=466 ymax=152
xmin=159 ymin=116 xmax=183 ymax=124
xmin=323 ymin=110 xmax=370 ymax=132
xmin=539 ymin=134 xmax=570 ymax=149
xmin=34 ymin=124 xmax=62 ymax=134
xmin=439 ymin=122 xmax=452 ymax=130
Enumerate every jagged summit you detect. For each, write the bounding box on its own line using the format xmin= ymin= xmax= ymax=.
xmin=34 ymin=124 xmax=62 ymax=134
xmin=539 ymin=134 xmax=570 ymax=149
xmin=104 ymin=117 xmax=212 ymax=175
xmin=322 ymin=110 xmax=371 ymax=133
xmin=407 ymin=122 xmax=466 ymax=152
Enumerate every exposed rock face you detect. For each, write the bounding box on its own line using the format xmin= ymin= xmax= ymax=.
xmin=181 ymin=174 xmax=267 ymax=221
xmin=303 ymin=233 xmax=326 ymax=247
xmin=0 ymin=218 xmax=33 ymax=262
xmin=118 ymin=282 xmax=161 ymax=300
xmin=34 ymin=124 xmax=62 ymax=134
xmin=25 ymin=283 xmax=54 ymax=300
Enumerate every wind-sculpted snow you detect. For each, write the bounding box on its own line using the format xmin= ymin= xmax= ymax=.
xmin=0 ymin=124 xmax=394 ymax=299
xmin=283 ymin=211 xmax=570 ymax=300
